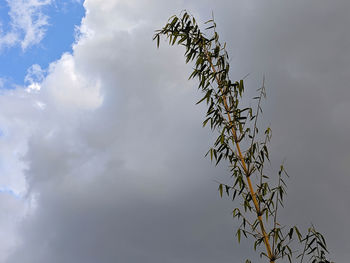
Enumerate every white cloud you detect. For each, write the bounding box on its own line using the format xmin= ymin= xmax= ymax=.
xmin=25 ymin=64 xmax=45 ymax=92
xmin=0 ymin=31 xmax=18 ymax=48
xmin=0 ymin=0 xmax=52 ymax=51
xmin=0 ymin=88 xmax=37 ymax=196
xmin=0 ymin=85 xmax=44 ymax=261
xmin=26 ymin=83 xmax=41 ymax=92
xmin=25 ymin=64 xmax=45 ymax=84
xmin=42 ymin=53 xmax=103 ymax=110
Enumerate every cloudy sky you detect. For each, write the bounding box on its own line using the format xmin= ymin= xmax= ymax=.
xmin=0 ymin=0 xmax=349 ymax=262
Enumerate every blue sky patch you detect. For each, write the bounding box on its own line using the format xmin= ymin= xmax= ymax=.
xmin=0 ymin=0 xmax=85 ymax=88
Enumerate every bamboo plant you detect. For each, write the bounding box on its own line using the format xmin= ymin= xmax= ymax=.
xmin=153 ymin=11 xmax=334 ymax=263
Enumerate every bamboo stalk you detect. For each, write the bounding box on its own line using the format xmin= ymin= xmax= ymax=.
xmin=205 ymin=51 xmax=274 ymax=262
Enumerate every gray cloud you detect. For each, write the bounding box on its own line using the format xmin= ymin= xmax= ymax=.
xmin=1 ymin=0 xmax=349 ymax=262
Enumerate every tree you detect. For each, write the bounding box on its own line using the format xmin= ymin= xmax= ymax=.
xmin=153 ymin=11 xmax=334 ymax=263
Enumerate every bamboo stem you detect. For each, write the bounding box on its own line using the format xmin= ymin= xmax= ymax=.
xmin=205 ymin=52 xmax=274 ymax=262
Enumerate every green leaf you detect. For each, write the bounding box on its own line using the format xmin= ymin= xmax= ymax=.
xmin=237 ymin=229 xmax=241 ymax=243
xmin=239 ymin=79 xmax=244 ymax=95
xmin=202 ymin=117 xmax=211 ymax=127
xmin=196 ymin=95 xmax=207 ymax=105
xmin=225 ymin=185 xmax=230 ymax=196
xmin=219 ymin=184 xmax=223 ymax=197
xmin=204 ymin=19 xmax=214 ymax=24
xmin=156 ymin=34 xmax=160 ymax=48
xmin=205 ymin=25 xmax=215 ymax=30
xmin=317 ymin=241 xmax=327 ymax=251
xmin=288 ymin=227 xmax=294 ymax=239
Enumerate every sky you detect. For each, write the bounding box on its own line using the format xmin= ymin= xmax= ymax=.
xmin=0 ymin=0 xmax=349 ymax=262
